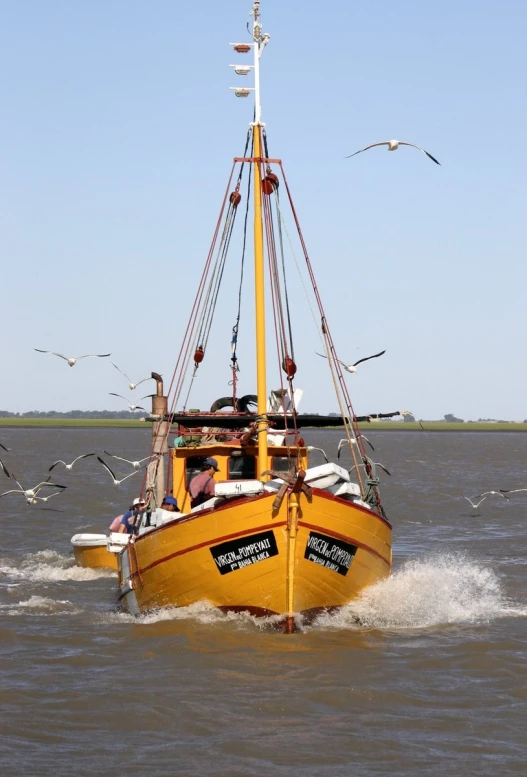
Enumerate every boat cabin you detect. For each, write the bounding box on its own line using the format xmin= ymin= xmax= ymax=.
xmin=171 ymin=443 xmax=308 ymax=512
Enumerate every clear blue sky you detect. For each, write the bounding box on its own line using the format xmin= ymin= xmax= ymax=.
xmin=2 ymin=1 xmax=526 ymax=420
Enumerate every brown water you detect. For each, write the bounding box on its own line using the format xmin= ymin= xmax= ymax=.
xmin=1 ymin=428 xmax=525 ymax=776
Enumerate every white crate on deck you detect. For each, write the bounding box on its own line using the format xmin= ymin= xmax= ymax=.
xmin=304 ymin=462 xmax=350 ymax=489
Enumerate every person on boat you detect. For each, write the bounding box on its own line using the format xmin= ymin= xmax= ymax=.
xmin=161 ymin=495 xmax=180 ymax=512
xmin=118 ymin=497 xmax=146 ymax=534
xmin=189 ymin=457 xmax=219 ymax=508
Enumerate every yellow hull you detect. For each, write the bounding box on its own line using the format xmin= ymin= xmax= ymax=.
xmin=118 ymin=489 xmax=391 ymax=628
xmin=73 ymin=542 xmax=118 ymax=571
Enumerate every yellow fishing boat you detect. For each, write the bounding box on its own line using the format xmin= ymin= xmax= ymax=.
xmin=116 ymin=0 xmax=400 ymax=631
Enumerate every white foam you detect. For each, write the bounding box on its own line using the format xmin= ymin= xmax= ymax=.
xmin=0 ymin=549 xmax=116 ymax=583
xmin=0 ymin=595 xmax=80 ymax=616
xmin=100 ymin=599 xmax=283 ymax=630
xmin=312 ymin=553 xmax=526 ymax=631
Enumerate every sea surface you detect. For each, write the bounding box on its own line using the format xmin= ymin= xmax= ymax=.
xmin=0 ymin=428 xmax=526 ymax=776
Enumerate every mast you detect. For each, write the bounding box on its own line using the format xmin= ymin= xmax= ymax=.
xmin=251 ymin=1 xmax=267 ymax=474
xmin=230 ymin=1 xmax=271 ymax=476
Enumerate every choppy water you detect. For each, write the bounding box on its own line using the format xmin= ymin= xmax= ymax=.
xmin=0 ymin=428 xmax=526 ymax=776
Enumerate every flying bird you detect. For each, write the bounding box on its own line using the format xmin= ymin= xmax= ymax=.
xmin=103 ymin=451 xmax=151 ymax=469
xmin=350 ymin=461 xmax=391 ymax=477
xmin=108 ymin=393 xmax=152 ymax=412
xmin=111 ymin=363 xmax=153 ymax=391
xmin=315 ymin=350 xmax=386 ymax=374
xmin=48 ymin=453 xmax=95 ymax=472
xmin=306 ymin=446 xmax=328 ymax=463
xmin=34 ymin=350 xmax=111 ymax=367
xmin=0 ymin=443 xmax=10 ymax=452
xmin=1 ymin=458 xmax=11 ymax=478
xmin=96 ymin=457 xmax=143 ymax=486
xmin=337 ymin=435 xmax=375 ymax=458
xmin=345 ymin=139 xmax=441 ymax=165
xmin=498 ymin=488 xmax=527 ymax=495
xmin=26 ymin=491 xmax=65 ymax=505
xmin=1 ymin=475 xmax=67 ymax=499
xmin=463 ymin=492 xmax=510 ymax=510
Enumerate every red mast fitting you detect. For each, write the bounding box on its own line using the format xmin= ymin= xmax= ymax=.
xmin=229 ymin=190 xmax=242 ymax=207
xmin=262 ymin=171 xmax=279 ymax=194
xmin=233 ymin=43 xmax=251 ymax=53
xmin=193 ymin=346 xmax=204 ymax=366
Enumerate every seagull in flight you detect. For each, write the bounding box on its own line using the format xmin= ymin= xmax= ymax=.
xmin=108 ymin=393 xmax=152 ymax=412
xmin=1 ymin=475 xmax=67 ymax=499
xmin=1 ymin=458 xmax=11 ymax=478
xmin=96 ymin=457 xmax=144 ymax=486
xmin=345 ymin=139 xmax=441 ymax=165
xmin=48 ymin=453 xmax=95 ymax=472
xmin=103 ymin=451 xmax=151 ymax=469
xmin=337 ymin=435 xmax=375 ymax=458
xmin=111 ymin=363 xmax=153 ymax=391
xmin=34 ymin=350 xmax=111 ymax=367
xmin=26 ymin=491 xmax=65 ymax=505
xmin=315 ymin=350 xmax=386 ymax=374
xmin=307 ymin=446 xmax=328 ymax=463
xmin=350 ymin=461 xmax=391 ymax=477
xmin=0 ymin=443 xmax=10 ymax=452
xmin=463 ymin=492 xmax=510 ymax=510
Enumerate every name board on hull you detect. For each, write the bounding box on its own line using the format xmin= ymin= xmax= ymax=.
xmin=210 ymin=531 xmax=278 ymax=575
xmin=304 ymin=531 xmax=357 ymax=576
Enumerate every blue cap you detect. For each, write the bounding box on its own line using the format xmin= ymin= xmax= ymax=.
xmin=203 ymin=457 xmax=219 ymax=471
xmin=162 ymin=495 xmax=178 ymax=507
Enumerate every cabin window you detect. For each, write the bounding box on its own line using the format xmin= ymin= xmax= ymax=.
xmin=272 ymin=455 xmax=294 ymax=473
xmin=185 ymin=456 xmax=207 ymax=487
xmin=228 ymin=453 xmax=256 ymax=480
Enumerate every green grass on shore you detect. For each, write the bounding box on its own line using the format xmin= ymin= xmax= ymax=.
xmin=0 ymin=418 xmax=145 ymax=428
xmin=1 ymin=418 xmax=526 ymax=432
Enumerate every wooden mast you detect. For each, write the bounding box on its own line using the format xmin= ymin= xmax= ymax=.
xmin=251 ymin=0 xmax=268 ymax=475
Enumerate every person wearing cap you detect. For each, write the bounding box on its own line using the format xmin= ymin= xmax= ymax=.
xmin=189 ymin=457 xmax=220 ymax=508
xmin=161 ymin=495 xmax=180 ymax=512
xmin=118 ymin=497 xmax=146 ymax=534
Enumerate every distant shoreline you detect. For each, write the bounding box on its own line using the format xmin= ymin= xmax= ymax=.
xmin=0 ymin=419 xmax=526 ymax=432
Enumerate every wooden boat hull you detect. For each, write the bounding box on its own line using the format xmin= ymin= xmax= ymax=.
xmin=71 ymin=534 xmax=118 ymax=571
xmin=117 ymin=489 xmax=391 ymax=627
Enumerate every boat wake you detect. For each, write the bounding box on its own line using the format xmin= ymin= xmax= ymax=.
xmin=99 ymin=600 xmax=284 ymax=629
xmin=312 ymin=553 xmax=526 ymax=631
xmin=0 ymin=549 xmax=116 ymax=583
xmin=0 ymin=595 xmax=81 ymax=616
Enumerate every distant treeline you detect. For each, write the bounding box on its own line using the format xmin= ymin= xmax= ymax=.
xmin=0 ymin=410 xmax=143 ymax=419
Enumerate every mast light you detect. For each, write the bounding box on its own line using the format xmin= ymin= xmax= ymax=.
xmin=230 ymin=65 xmax=252 ymax=76
xmin=230 ymin=87 xmax=253 ymax=98
xmin=230 ymin=43 xmax=252 ymax=53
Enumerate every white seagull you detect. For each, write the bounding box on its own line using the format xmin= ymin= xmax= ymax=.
xmin=350 ymin=461 xmax=391 ymax=477
xmin=337 ymin=435 xmax=374 ymax=458
xmin=103 ymin=451 xmax=151 ymax=469
xmin=315 ymin=350 xmax=386 ymax=374
xmin=112 ymin=363 xmax=153 ymax=391
xmin=1 ymin=475 xmax=67 ymax=499
xmin=96 ymin=457 xmax=143 ymax=486
xmin=34 ymin=350 xmax=111 ymax=367
xmin=345 ymin=139 xmax=441 ymax=165
xmin=463 ymin=492 xmax=510 ymax=510
xmin=108 ymin=393 xmax=152 ymax=412
xmin=48 ymin=453 xmax=95 ymax=472
xmin=306 ymin=446 xmax=328 ymax=463
xmin=26 ymin=491 xmax=65 ymax=505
